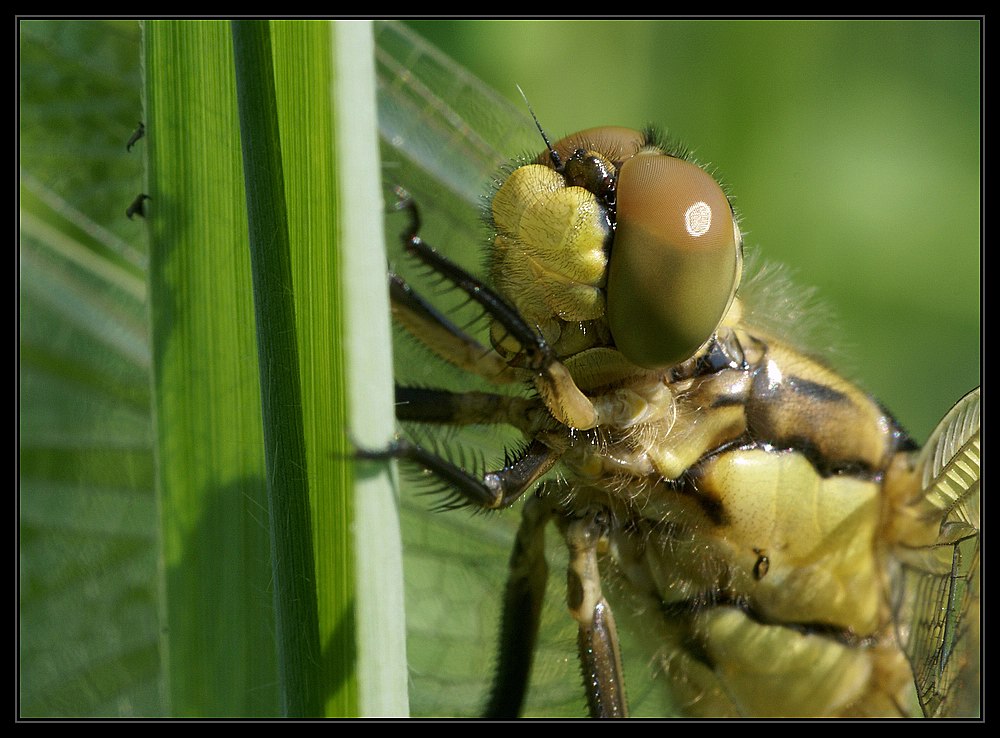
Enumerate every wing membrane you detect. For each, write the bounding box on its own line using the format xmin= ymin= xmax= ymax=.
xmin=894 ymin=388 xmax=981 ymax=717
xmin=375 ymin=21 xmax=535 ymax=208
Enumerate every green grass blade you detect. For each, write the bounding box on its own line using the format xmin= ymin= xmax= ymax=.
xmin=144 ymin=20 xmax=279 ymax=716
xmin=332 ymin=20 xmax=407 ymax=717
xmin=230 ymin=20 xmax=322 ymax=717
xmin=146 ymin=19 xmax=391 ymax=717
xmin=269 ymin=20 xmax=369 ymax=718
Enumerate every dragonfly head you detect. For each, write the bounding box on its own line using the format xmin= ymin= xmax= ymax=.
xmin=533 ymin=127 xmax=745 ymax=370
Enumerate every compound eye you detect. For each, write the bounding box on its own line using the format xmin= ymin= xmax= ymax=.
xmin=607 ymin=154 xmax=741 ymax=369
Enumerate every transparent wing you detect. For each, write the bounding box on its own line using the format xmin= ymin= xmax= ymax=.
xmin=893 ymin=387 xmax=981 ymax=717
xmin=375 ymin=20 xmax=537 ymax=276
xmin=375 ymin=22 xmax=536 ymax=205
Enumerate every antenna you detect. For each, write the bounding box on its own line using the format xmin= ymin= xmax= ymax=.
xmin=516 ymin=85 xmax=562 ymax=171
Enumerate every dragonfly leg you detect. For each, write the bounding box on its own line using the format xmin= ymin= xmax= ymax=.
xmin=390 ymin=272 xmax=520 ymax=385
xmin=394 ymin=194 xmax=603 ymax=430
xmin=484 ymin=490 xmax=554 ymax=718
xmin=358 ymin=437 xmax=561 ymax=511
xmin=558 ymin=506 xmax=628 ymax=718
xmin=394 ymin=385 xmax=551 ymax=437
xmin=485 ymin=492 xmax=629 ymax=718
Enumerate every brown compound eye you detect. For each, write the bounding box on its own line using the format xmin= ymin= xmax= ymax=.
xmin=607 ymin=153 xmax=742 ymax=370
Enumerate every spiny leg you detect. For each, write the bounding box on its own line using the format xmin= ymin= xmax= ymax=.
xmin=485 ymin=491 xmax=554 ymax=718
xmin=484 ymin=493 xmax=631 ymax=718
xmin=559 ymin=507 xmax=629 ymax=718
xmin=395 ymin=385 xmax=551 ymax=436
xmin=390 ymin=273 xmax=519 ymax=385
xmin=393 ymin=192 xmax=603 ymax=430
xmin=394 ymin=191 xmax=551 ymax=374
xmin=359 ymin=437 xmax=561 ymax=511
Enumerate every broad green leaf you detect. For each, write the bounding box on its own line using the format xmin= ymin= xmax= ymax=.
xmin=144 ymin=21 xmax=278 ymax=716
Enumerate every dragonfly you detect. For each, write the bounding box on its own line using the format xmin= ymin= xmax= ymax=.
xmin=373 ymin=21 xmax=981 ymax=718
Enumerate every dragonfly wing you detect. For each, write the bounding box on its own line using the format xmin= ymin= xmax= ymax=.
xmin=893 ymin=387 xmax=981 ymax=717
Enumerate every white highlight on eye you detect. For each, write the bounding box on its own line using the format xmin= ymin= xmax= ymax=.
xmin=685 ymin=201 xmax=712 ymax=237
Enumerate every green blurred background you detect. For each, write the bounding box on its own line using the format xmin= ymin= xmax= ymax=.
xmin=408 ymin=19 xmax=981 ymax=441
